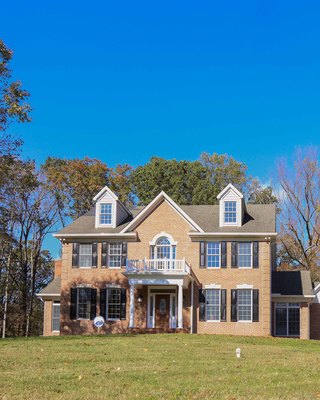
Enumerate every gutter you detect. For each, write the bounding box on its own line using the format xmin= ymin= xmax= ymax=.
xmin=189 ymin=232 xmax=277 ymax=239
xmin=53 ymin=232 xmax=138 ymax=240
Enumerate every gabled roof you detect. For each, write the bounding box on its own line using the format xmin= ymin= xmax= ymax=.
xmin=216 ymin=183 xmax=243 ymax=200
xmin=120 ymin=191 xmax=204 ymax=233
xmin=93 ymin=186 xmax=118 ymax=202
xmin=37 ymin=277 xmax=61 ymax=297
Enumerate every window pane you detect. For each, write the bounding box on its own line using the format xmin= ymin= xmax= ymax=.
xmin=79 ymin=244 xmax=92 ymax=267
xmin=52 ymin=303 xmax=60 ymax=331
xmin=224 ymin=201 xmax=237 ymax=223
xmin=109 ymin=243 xmax=122 ymax=267
xmin=275 ymin=308 xmax=287 ymax=336
xmin=238 ymin=289 xmax=252 ymax=321
xmin=155 ymin=237 xmax=171 ymax=259
xmin=288 ymin=308 xmax=300 ymax=336
xmin=100 ymin=203 xmax=112 ymax=224
xmin=238 ymin=243 xmax=252 ymax=268
xmin=206 ymin=289 xmax=220 ymax=321
xmin=207 ymin=242 xmax=220 ymax=268
xmin=77 ymin=288 xmax=91 ymax=319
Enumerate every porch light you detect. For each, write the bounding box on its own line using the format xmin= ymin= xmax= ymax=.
xmin=137 ymin=294 xmax=143 ymax=303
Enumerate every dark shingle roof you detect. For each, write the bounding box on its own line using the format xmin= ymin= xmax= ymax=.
xmin=272 ymin=271 xmax=313 ymax=297
xmin=38 ymin=277 xmax=61 ymax=296
xmin=55 ymin=203 xmax=276 ymax=235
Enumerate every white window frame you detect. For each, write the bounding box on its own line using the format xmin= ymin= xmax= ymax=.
xmin=206 ymin=242 xmax=221 ymax=268
xmin=224 ymin=201 xmax=237 ymax=224
xmin=237 ymin=289 xmax=253 ymax=322
xmin=106 ymin=287 xmax=121 ymax=321
xmin=205 ymin=289 xmax=221 ymax=322
xmin=238 ymin=242 xmax=253 ymax=269
xmin=108 ymin=243 xmax=122 ymax=269
xmin=99 ymin=202 xmax=113 ymax=226
xmin=79 ymin=244 xmax=93 ymax=268
xmin=52 ymin=302 xmax=60 ymax=332
xmin=76 ymin=288 xmax=91 ymax=320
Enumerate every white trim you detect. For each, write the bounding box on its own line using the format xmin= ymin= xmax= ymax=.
xmin=105 ymin=284 xmax=121 ymax=288
xmin=53 ymin=233 xmax=137 ymax=239
xmin=236 ymin=284 xmax=254 ymax=289
xmin=93 ymin=186 xmax=119 ymax=202
xmin=217 ymin=183 xmax=243 ymax=200
xmin=238 ymin=242 xmax=253 ymax=269
xmin=120 ymin=191 xmax=204 ymax=233
xmin=149 ymin=232 xmax=177 ymax=246
xmin=189 ymin=232 xmax=277 ymax=238
xmin=204 ymin=284 xmax=222 ymax=289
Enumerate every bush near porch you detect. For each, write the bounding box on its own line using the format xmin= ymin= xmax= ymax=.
xmin=0 ymin=334 xmax=319 ymax=400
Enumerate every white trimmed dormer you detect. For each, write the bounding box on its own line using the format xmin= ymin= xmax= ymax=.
xmin=217 ymin=184 xmax=245 ymax=228
xmin=93 ymin=186 xmax=131 ymax=229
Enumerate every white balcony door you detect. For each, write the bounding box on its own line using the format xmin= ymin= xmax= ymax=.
xmin=150 ymin=236 xmax=176 ymax=270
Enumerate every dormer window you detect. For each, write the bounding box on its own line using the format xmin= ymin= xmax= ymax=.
xmin=100 ymin=203 xmax=112 ymax=225
xmin=224 ymin=201 xmax=237 ymax=224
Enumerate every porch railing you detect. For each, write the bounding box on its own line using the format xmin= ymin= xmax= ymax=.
xmin=126 ymin=258 xmax=190 ymax=274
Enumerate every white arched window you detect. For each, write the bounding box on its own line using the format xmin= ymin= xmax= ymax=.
xmin=150 ymin=236 xmax=176 ymax=260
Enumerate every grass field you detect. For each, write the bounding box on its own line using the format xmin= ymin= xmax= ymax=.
xmin=1 ymin=334 xmax=320 ymax=400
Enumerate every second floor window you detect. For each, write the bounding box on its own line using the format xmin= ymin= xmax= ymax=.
xmin=207 ymin=242 xmax=220 ymax=268
xmin=224 ymin=201 xmax=236 ymax=223
xmin=151 ymin=237 xmax=176 ymax=259
xmin=109 ymin=243 xmax=122 ymax=268
xmin=100 ymin=203 xmax=112 ymax=225
xmin=238 ymin=242 xmax=252 ymax=268
xmin=79 ymin=244 xmax=93 ymax=267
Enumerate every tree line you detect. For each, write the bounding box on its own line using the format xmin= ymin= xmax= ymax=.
xmin=0 ymin=39 xmax=319 ymax=337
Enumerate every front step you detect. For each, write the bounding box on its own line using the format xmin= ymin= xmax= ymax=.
xmin=129 ymin=328 xmax=188 ymax=334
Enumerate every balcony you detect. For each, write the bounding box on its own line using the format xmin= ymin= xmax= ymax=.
xmin=125 ymin=258 xmax=190 ymax=275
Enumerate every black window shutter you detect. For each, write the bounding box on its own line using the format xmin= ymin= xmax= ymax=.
xmin=220 ymin=289 xmax=227 ymax=321
xmin=72 ymin=243 xmax=79 ymax=268
xmin=253 ymin=242 xmax=259 ymax=268
xmin=121 ymin=242 xmax=127 ymax=267
xmin=90 ymin=289 xmax=97 ymax=320
xmin=120 ymin=288 xmax=127 ymax=320
xmin=199 ymin=242 xmax=206 ymax=268
xmin=101 ymin=242 xmax=108 ymax=268
xmin=221 ymin=242 xmax=227 ymax=268
xmin=199 ymin=289 xmax=206 ymax=321
xmin=231 ymin=242 xmax=238 ymax=268
xmin=92 ymin=243 xmax=98 ymax=268
xmin=70 ymin=288 xmax=77 ymax=320
xmin=252 ymin=289 xmax=259 ymax=322
xmin=231 ymin=289 xmax=238 ymax=322
xmin=100 ymin=289 xmax=106 ymax=318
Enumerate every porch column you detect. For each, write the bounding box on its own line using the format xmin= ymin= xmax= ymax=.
xmin=178 ymin=284 xmax=183 ymax=329
xmin=129 ymin=284 xmax=135 ymax=328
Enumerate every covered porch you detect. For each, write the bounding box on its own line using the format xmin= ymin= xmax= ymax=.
xmin=124 ymin=258 xmax=195 ymax=332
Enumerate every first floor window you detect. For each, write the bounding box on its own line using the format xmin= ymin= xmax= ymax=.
xmin=206 ymin=289 xmax=221 ymax=321
xmin=275 ymin=303 xmax=300 ymax=337
xmin=109 ymin=243 xmax=122 ymax=268
xmin=77 ymin=288 xmax=91 ymax=319
xmin=207 ymin=242 xmax=220 ymax=268
xmin=238 ymin=242 xmax=252 ymax=268
xmin=106 ymin=288 xmax=121 ymax=320
xmin=79 ymin=244 xmax=93 ymax=267
xmin=52 ymin=302 xmax=60 ymax=331
xmin=238 ymin=289 xmax=252 ymax=321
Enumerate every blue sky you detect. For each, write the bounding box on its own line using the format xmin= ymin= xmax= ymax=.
xmin=2 ymin=1 xmax=320 ymax=256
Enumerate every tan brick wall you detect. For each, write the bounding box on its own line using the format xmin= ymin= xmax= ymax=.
xmin=310 ymin=304 xmax=320 ymax=340
xmin=43 ymin=300 xmax=60 ymax=336
xmin=300 ymin=303 xmax=310 ymax=340
xmin=59 ymin=199 xmax=272 ymax=337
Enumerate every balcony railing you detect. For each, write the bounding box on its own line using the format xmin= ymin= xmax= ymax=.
xmin=126 ymin=258 xmax=190 ymax=274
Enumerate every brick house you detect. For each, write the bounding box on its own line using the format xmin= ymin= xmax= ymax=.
xmin=38 ymin=183 xmax=317 ymax=339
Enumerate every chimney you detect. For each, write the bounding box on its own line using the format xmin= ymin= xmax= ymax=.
xmin=54 ymin=259 xmax=62 ymax=278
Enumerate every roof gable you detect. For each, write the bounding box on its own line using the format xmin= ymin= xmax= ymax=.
xmin=216 ymin=183 xmax=243 ymax=200
xmin=120 ymin=191 xmax=204 ymax=233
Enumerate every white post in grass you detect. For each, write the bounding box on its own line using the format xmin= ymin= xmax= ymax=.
xmin=129 ymin=284 xmax=135 ymax=328
xmin=178 ymin=284 xmax=183 ymax=329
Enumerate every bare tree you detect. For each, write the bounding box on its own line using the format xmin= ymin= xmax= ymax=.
xmin=277 ymin=147 xmax=320 ymax=280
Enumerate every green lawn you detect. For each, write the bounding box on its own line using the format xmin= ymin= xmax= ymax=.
xmin=1 ymin=334 xmax=320 ymax=400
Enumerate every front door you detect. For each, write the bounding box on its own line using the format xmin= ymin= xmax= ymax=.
xmin=155 ymin=294 xmax=170 ymax=329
